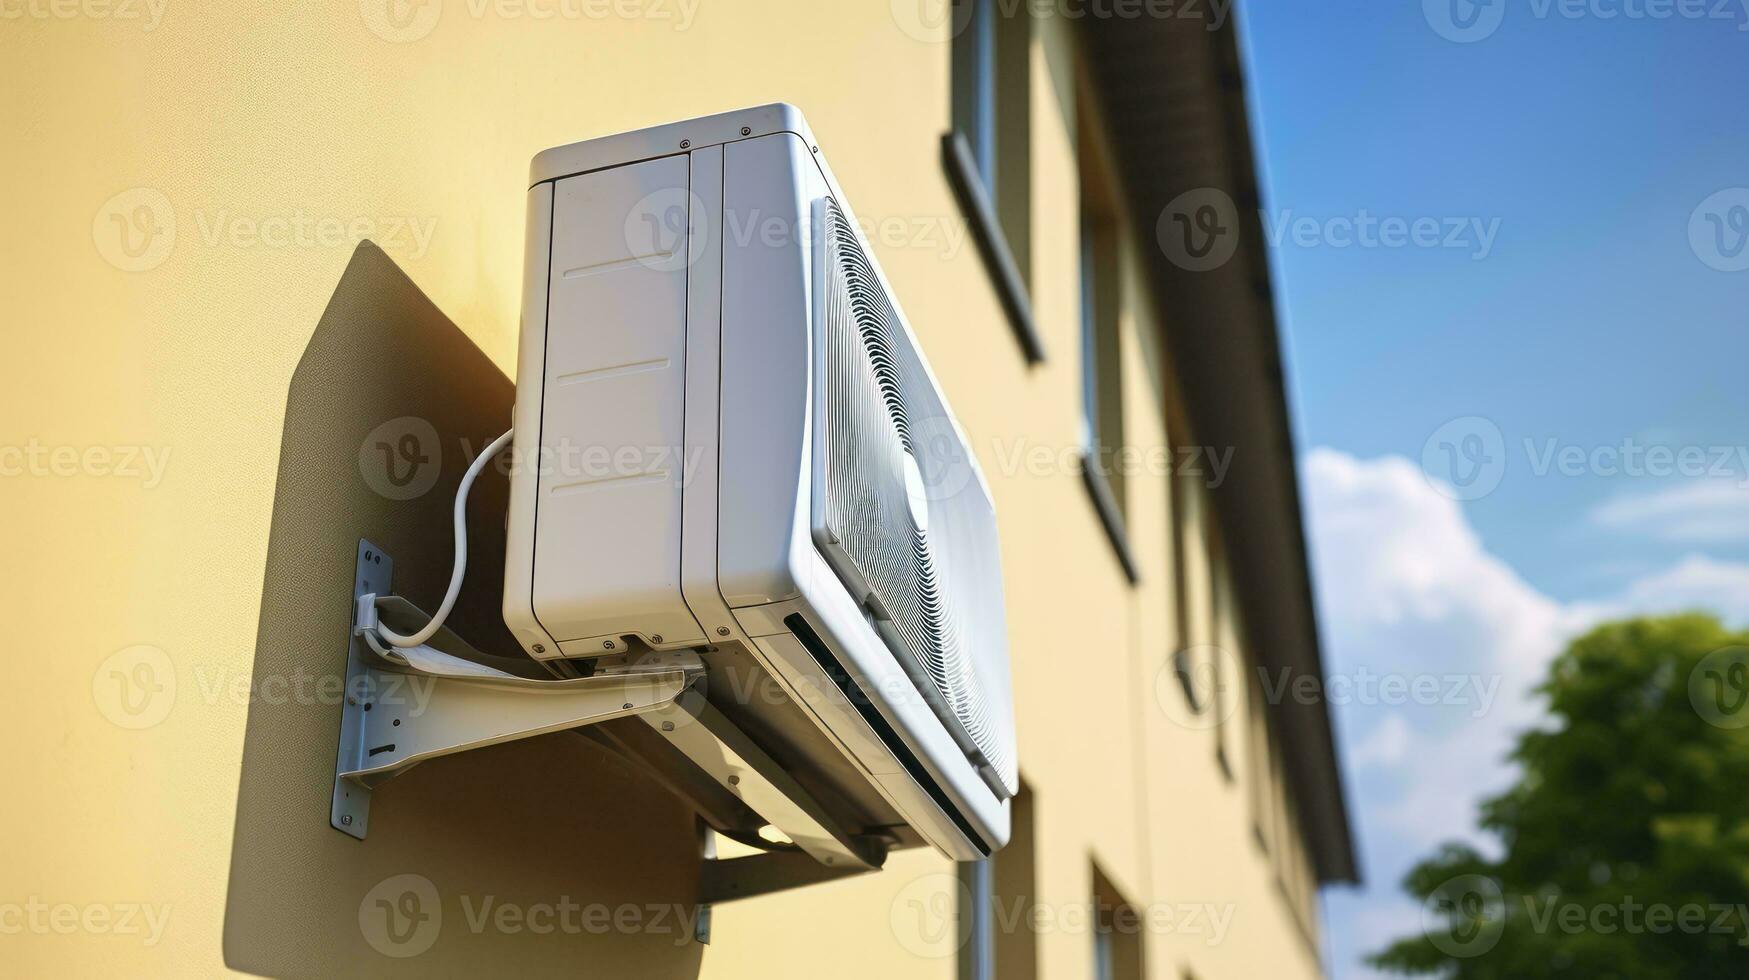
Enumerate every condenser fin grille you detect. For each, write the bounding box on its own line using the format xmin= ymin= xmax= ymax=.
xmin=814 ymin=199 xmax=1017 ymax=799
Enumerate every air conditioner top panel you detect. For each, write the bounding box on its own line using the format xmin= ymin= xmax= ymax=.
xmin=529 ymin=103 xmax=817 ymax=188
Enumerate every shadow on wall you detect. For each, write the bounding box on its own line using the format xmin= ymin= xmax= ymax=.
xmin=222 ymin=242 xmax=705 ymax=978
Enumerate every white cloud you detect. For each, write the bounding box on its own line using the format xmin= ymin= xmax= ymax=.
xmin=1590 ymin=479 xmax=1749 ymax=542
xmin=1348 ymin=713 xmax=1414 ymax=770
xmin=1595 ymin=553 xmax=1749 ymax=622
xmin=1303 ymin=449 xmax=1749 ymax=979
xmin=1302 ymin=449 xmax=1582 ymax=849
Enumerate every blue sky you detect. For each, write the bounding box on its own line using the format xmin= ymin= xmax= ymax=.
xmin=1236 ymin=2 xmax=1749 ymax=976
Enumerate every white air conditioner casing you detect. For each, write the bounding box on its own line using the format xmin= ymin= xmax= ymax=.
xmin=503 ymin=104 xmax=1016 ymax=859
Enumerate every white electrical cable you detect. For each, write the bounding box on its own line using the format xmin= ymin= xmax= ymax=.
xmin=361 ymin=627 xmax=402 ymax=660
xmin=372 ymin=427 xmax=513 ymax=649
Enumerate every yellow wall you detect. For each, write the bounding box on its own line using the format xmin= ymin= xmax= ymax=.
xmin=1 ymin=2 xmax=1324 ymax=977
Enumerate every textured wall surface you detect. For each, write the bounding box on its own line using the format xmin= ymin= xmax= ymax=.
xmin=2 ymin=3 xmax=1322 ymax=978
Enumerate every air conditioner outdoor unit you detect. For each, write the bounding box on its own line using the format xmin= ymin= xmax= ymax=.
xmin=334 ymin=105 xmax=1014 ymax=882
xmin=499 ymin=104 xmax=1016 ymax=863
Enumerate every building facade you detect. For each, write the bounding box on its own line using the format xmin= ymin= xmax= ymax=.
xmin=3 ymin=1 xmax=1354 ymax=977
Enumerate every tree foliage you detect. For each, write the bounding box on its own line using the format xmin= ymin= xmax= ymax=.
xmin=1372 ymin=614 xmax=1749 ymax=979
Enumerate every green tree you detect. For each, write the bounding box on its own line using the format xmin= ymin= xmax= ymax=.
xmin=1372 ymin=614 xmax=1749 ymax=979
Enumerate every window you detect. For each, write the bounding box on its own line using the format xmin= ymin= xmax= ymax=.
xmin=1076 ymin=85 xmax=1137 ymax=583
xmin=945 ymin=0 xmax=1041 ymax=361
xmin=1168 ymin=407 xmax=1236 ymax=778
xmin=1206 ymin=515 xmax=1236 ymax=781
xmin=1091 ymin=866 xmax=1144 ymax=980
xmin=1280 ymin=781 xmax=1319 ymax=944
xmin=960 ymin=783 xmax=1037 ymax=980
xmin=1080 ymin=200 xmax=1123 ymax=507
xmin=1245 ymin=640 xmax=1273 ymax=854
xmin=1167 ymin=397 xmax=1196 ymax=682
xmin=1093 ymin=926 xmax=1115 ymax=980
xmin=952 ymin=0 xmax=999 ymax=194
xmin=1172 ymin=648 xmax=1204 ymax=712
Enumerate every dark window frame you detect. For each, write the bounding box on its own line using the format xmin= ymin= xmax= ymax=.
xmin=943 ymin=0 xmax=1043 ymax=364
xmin=1091 ymin=864 xmax=1146 ymax=980
xmin=1075 ymin=77 xmax=1139 ymax=585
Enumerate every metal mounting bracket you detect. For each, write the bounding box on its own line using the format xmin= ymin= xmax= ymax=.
xmin=331 ymin=541 xmax=701 ymax=839
xmin=699 ymin=848 xmax=877 ymax=904
xmin=332 ymin=540 xmax=887 ymax=896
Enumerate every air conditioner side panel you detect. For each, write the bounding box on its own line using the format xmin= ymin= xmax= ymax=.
xmin=504 ymin=182 xmax=560 ymax=656
xmin=718 ymin=134 xmax=819 ymax=607
xmin=522 ymin=155 xmax=705 ymax=655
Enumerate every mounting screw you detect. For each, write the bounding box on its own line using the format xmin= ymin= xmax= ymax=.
xmin=340 ymin=814 xmax=353 ymax=826
xmin=651 ymin=634 xmax=664 ymax=644
xmin=679 ymin=139 xmax=691 ymax=149
xmin=716 ymin=626 xmax=731 ymax=637
xmin=623 ymin=703 xmax=633 ymax=710
xmin=727 ymin=775 xmax=740 ymax=786
xmin=740 ymin=126 xmax=751 ymax=136
xmin=661 ymin=721 xmax=675 ymax=732
xmin=532 ymin=643 xmax=545 ymax=654
xmin=603 ymin=640 xmax=615 ymax=650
